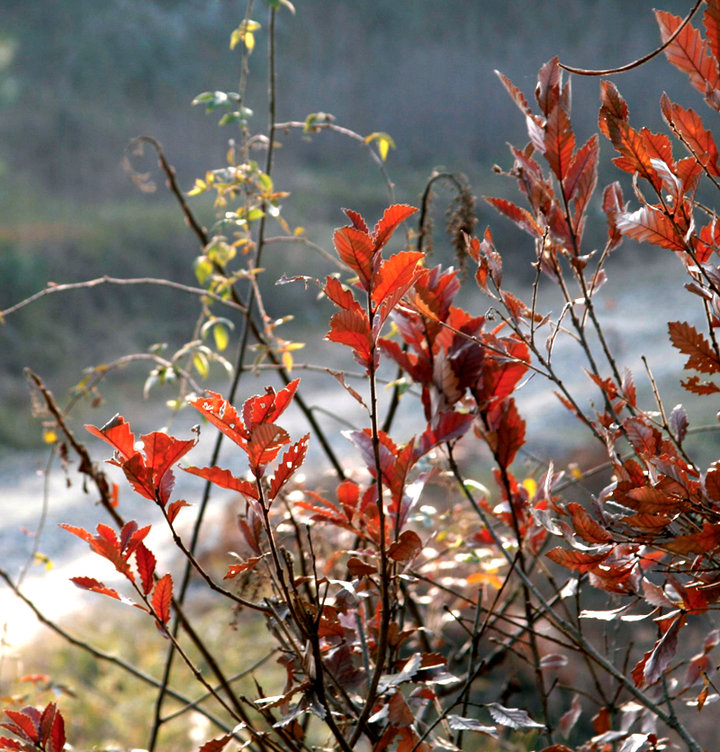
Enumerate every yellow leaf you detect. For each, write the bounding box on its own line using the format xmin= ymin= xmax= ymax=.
xmin=467 ymin=571 xmax=503 ymax=589
xmin=43 ymin=428 xmax=58 ymax=444
xmin=364 ymin=131 xmax=396 ymax=162
xmin=213 ymin=322 xmax=229 ymax=352
xmin=230 ymin=20 xmax=261 ymax=51
xmin=522 ymin=477 xmax=537 ymax=499
xmin=193 ymin=352 xmax=209 ymax=379
xmin=569 ymin=462 xmax=583 ymax=481
xmin=282 ymin=350 xmax=293 ymax=372
xmin=33 ymin=553 xmax=54 ymax=572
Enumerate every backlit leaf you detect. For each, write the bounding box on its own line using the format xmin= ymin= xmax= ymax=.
xmin=616 ymin=207 xmax=685 ymax=251
xmin=152 ymin=573 xmax=173 ymax=626
xmin=487 ymin=703 xmax=545 ymax=730
xmin=371 ymin=204 xmax=417 ymax=252
xmin=387 ymin=530 xmax=422 ymax=563
xmin=447 ymin=716 xmax=498 ymax=737
xmin=546 ymin=546 xmax=612 ymax=572
xmin=183 ymin=465 xmax=259 ymax=500
xmin=656 ymin=10 xmax=719 ymax=96
xmin=668 ymin=320 xmax=720 ymax=373
xmin=268 ymin=433 xmax=310 ymax=500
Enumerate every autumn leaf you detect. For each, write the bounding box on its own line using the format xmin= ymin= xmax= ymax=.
xmin=152 ymin=573 xmax=173 ymax=627
xmin=668 ymin=320 xmax=720 ymax=373
xmin=616 ymin=207 xmax=685 ymax=251
xmin=546 ymin=546 xmax=612 ymax=573
xmin=70 ymin=576 xmax=122 ymax=601
xmin=484 ymin=197 xmax=542 ymax=237
xmin=268 ymin=433 xmax=310 ymax=501
xmin=661 ymin=95 xmax=720 ymax=176
xmin=371 ymin=204 xmax=417 ymax=252
xmin=183 ymin=465 xmax=259 ymax=500
xmin=85 ymin=414 xmax=136 ymax=460
xmin=656 ymin=10 xmax=719 ymax=97
xmin=135 ymin=543 xmax=156 ymax=595
xmin=487 ymin=703 xmax=545 ymax=730
xmin=333 ymin=226 xmax=374 ymax=287
xmin=545 ymin=102 xmax=575 ymax=181
xmin=387 ymin=530 xmax=422 ymax=563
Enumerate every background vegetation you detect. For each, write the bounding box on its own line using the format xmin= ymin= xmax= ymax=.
xmin=0 ymin=0 xmax=695 ymax=447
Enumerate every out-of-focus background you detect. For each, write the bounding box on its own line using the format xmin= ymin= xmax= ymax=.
xmin=0 ymin=0 xmax=695 ymax=448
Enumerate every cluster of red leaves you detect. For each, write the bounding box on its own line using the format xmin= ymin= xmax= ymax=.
xmin=480 ymin=6 xmax=720 ymax=726
xmin=0 ymin=703 xmax=65 ymax=752
xmin=16 ymin=7 xmax=720 ymax=752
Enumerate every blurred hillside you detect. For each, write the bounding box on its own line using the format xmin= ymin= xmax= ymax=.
xmin=0 ymin=0 xmax=697 ymax=446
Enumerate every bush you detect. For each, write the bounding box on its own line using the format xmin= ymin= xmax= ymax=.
xmin=2 ymin=3 xmax=720 ymax=752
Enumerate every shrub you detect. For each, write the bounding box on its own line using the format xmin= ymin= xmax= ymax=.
xmin=2 ymin=3 xmax=720 ymax=751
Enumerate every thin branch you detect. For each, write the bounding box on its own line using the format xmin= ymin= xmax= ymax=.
xmin=559 ymin=0 xmax=704 ymax=76
xmin=1 ymin=276 xmax=245 ymax=321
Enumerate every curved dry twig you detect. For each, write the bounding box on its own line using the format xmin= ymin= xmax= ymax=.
xmin=559 ymin=0 xmax=704 ymax=76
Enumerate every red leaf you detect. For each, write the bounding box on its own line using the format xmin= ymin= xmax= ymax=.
xmin=563 ymin=135 xmax=598 ymax=207
xmin=495 ymin=70 xmax=532 ymax=116
xmin=48 ymin=709 xmax=65 ymax=752
xmin=3 ymin=710 xmax=39 ymax=744
xmin=268 ymin=433 xmax=310 ymax=501
xmin=247 ymin=423 xmax=291 ymax=473
xmin=484 ymin=197 xmax=542 ymax=237
xmin=656 ymin=10 xmax=719 ymax=97
xmin=567 ymin=502 xmax=612 ymax=544
xmin=545 ymin=103 xmax=575 ymax=181
xmin=705 ymin=0 xmax=720 ymax=67
xmin=661 ymin=95 xmax=720 ymax=176
xmin=135 ymin=543 xmax=156 ymax=595
xmin=664 ymin=522 xmax=720 ymax=554
xmin=616 ymin=206 xmax=685 ymax=251
xmin=184 ymin=465 xmax=259 ymax=500
xmin=70 ymin=576 xmax=121 ymax=601
xmin=371 ymin=204 xmax=417 ymax=252
xmin=546 ymin=546 xmax=612 ymax=573
xmin=326 ymin=308 xmax=374 ymax=371
xmin=414 ymin=411 xmax=475 ymax=460
xmin=487 ymin=399 xmax=526 ymax=468
xmin=371 ymin=251 xmax=424 ymax=314
xmin=602 ymin=182 xmax=625 ymax=251
xmin=636 ymin=613 xmax=685 ymax=686
xmin=333 ymin=226 xmax=374 ymax=287
xmin=323 ymin=276 xmax=362 ymax=312
xmin=598 ymin=80 xmax=629 ymax=141
xmin=535 ymin=57 xmax=561 ymax=117
xmin=681 ymin=375 xmax=720 ymax=394
xmin=347 ymin=557 xmax=376 ymax=577
xmin=85 ymin=414 xmax=136 ymax=459
xmin=167 ymin=499 xmax=190 ymax=524
xmin=152 ymin=573 xmax=173 ymax=626
xmin=191 ymin=392 xmax=248 ymax=448
xmin=668 ymin=320 xmax=720 ymax=373
xmin=387 ymin=530 xmax=422 ymax=563
xmin=224 ymin=557 xmax=261 ymax=579
xmin=343 ymin=207 xmax=369 ymax=233
xmin=141 ymin=431 xmax=196 ymax=490
xmin=58 ymin=523 xmax=93 ymax=543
